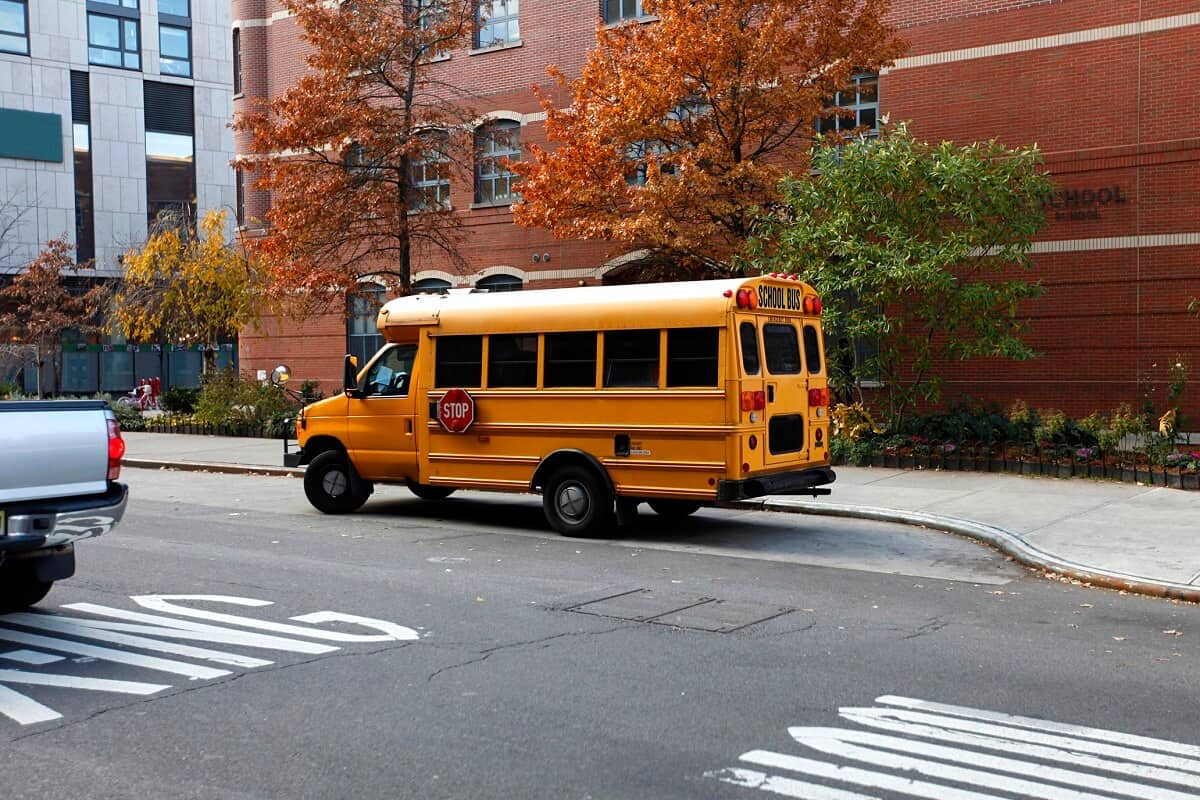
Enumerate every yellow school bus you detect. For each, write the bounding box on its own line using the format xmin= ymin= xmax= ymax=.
xmin=285 ymin=275 xmax=835 ymax=536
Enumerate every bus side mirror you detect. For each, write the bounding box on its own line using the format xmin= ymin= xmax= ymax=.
xmin=343 ymin=355 xmax=361 ymax=397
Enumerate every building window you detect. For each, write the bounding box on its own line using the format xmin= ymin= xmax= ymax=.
xmin=409 ymin=131 xmax=451 ymax=211
xmin=475 ymin=0 xmax=518 ymax=49
xmin=157 ymin=0 xmax=188 ymax=16
xmin=232 ymin=28 xmax=242 ymax=94
xmin=348 ymin=283 xmax=385 ymax=367
xmin=72 ymin=71 xmax=95 ymax=265
xmin=817 ymin=73 xmax=879 ymax=138
xmin=475 ymin=120 xmax=519 ymax=205
xmin=0 ymin=0 xmax=29 ymax=56
xmin=604 ymin=0 xmax=647 ymax=24
xmin=159 ymin=24 xmax=190 ymax=76
xmin=235 ymin=168 xmax=245 ymax=227
xmin=144 ymin=81 xmax=196 ymax=228
xmin=88 ymin=14 xmax=141 ymax=70
xmin=414 ymin=277 xmax=452 ymax=293
xmin=476 ymin=273 xmax=521 ymax=292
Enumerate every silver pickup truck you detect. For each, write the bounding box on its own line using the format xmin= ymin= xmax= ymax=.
xmin=0 ymin=400 xmax=129 ymax=609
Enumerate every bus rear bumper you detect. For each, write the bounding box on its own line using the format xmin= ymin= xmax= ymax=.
xmin=717 ymin=466 xmax=836 ymax=501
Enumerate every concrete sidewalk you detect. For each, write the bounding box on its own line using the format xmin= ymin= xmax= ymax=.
xmin=121 ymin=432 xmax=1200 ymax=602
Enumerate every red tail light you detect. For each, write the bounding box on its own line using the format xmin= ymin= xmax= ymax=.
xmin=754 ymin=390 xmax=766 ymax=409
xmin=107 ymin=418 xmax=125 ymax=480
xmin=735 ymin=288 xmax=759 ymax=310
xmin=802 ymin=294 xmax=823 ymax=314
xmin=808 ymin=388 xmax=831 ymax=407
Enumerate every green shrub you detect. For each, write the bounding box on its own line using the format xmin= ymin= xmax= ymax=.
xmin=160 ymin=386 xmax=201 ymax=414
xmin=101 ymin=394 xmax=146 ymax=431
xmin=194 ymin=368 xmax=293 ymax=427
xmin=299 ymin=379 xmax=324 ymax=404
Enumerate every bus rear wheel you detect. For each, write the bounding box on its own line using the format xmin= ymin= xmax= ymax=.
xmin=543 ymin=465 xmax=613 ymax=537
xmin=304 ymin=451 xmax=371 ymax=514
xmin=647 ymin=499 xmax=702 ymax=519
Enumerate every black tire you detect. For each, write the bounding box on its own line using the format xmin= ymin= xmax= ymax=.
xmin=304 ymin=450 xmax=371 ymax=513
xmin=542 ymin=465 xmax=614 ymax=537
xmin=647 ymin=499 xmax=702 ymax=519
xmin=406 ymin=481 xmax=456 ymax=501
xmin=0 ymin=566 xmax=53 ymax=611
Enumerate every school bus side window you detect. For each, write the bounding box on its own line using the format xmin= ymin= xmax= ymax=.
xmin=544 ymin=332 xmax=597 ymax=387
xmin=488 ymin=334 xmax=538 ymax=387
xmin=604 ymin=330 xmax=660 ymax=387
xmin=803 ymin=325 xmax=823 ymax=374
xmin=666 ymin=327 xmax=719 ymax=387
xmin=364 ymin=345 xmax=416 ymax=396
xmin=435 ymin=335 xmax=482 ymax=387
xmin=763 ymin=323 xmax=801 ymax=374
xmin=739 ymin=321 xmax=760 ymax=375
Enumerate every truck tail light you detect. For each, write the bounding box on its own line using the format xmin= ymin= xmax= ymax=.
xmin=108 ymin=418 xmax=125 ymax=480
xmin=735 ymin=288 xmax=759 ymax=310
xmin=808 ymin=387 xmax=831 ymax=407
xmin=742 ymin=390 xmax=767 ymax=411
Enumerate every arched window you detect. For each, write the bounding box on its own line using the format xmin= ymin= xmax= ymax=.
xmin=414 ymin=277 xmax=452 ymax=294
xmin=476 ymin=273 xmax=522 ymax=293
xmin=475 ymin=120 xmax=520 ymax=205
xmin=347 ymin=283 xmax=386 ymax=366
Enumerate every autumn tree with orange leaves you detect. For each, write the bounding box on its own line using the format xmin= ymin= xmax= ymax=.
xmin=513 ymin=0 xmax=905 ymax=278
xmin=235 ymin=0 xmax=478 ymax=308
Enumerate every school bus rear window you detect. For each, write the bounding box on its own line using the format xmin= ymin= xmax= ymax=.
xmin=544 ymin=332 xmax=597 ymax=387
xmin=739 ymin=321 xmax=760 ymax=375
xmin=763 ymin=323 xmax=801 ymax=375
xmin=435 ymin=335 xmax=482 ymax=387
xmin=604 ymin=330 xmax=659 ymax=387
xmin=803 ymin=325 xmax=822 ymax=375
xmin=488 ymin=334 xmax=538 ymax=387
xmin=666 ymin=328 xmax=719 ymax=387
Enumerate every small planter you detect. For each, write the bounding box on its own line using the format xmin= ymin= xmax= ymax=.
xmin=900 ymin=456 xmax=915 ymax=469
xmin=1165 ymin=471 xmax=1182 ymax=489
xmin=1120 ymin=467 xmax=1137 ymax=483
xmin=1020 ymin=461 xmax=1040 ymax=476
xmin=869 ymin=455 xmax=884 ymax=468
xmin=987 ymin=458 xmax=1004 ymax=473
xmin=1182 ymin=473 xmax=1200 ymax=490
xmin=1056 ymin=464 xmax=1074 ymax=479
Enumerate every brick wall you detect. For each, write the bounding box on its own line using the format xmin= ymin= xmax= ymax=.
xmin=235 ymin=0 xmax=1200 ymax=420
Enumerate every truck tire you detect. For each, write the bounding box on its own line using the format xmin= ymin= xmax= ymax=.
xmin=647 ymin=499 xmax=702 ymax=519
xmin=304 ymin=450 xmax=370 ymax=513
xmin=406 ymin=481 xmax=456 ymax=501
xmin=543 ymin=465 xmax=613 ymax=537
xmin=0 ymin=565 xmax=52 ymax=611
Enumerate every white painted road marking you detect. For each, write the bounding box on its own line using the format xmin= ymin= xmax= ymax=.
xmin=706 ymin=697 xmax=1200 ymax=799
xmin=0 ymin=595 xmax=420 ymax=726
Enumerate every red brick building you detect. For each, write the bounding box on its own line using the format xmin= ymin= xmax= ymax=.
xmin=232 ymin=0 xmax=1200 ymax=420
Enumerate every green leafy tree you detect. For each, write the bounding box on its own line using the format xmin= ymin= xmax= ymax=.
xmin=114 ymin=209 xmax=263 ymax=373
xmin=0 ymin=239 xmax=110 ymax=397
xmin=747 ymin=124 xmax=1052 ymax=428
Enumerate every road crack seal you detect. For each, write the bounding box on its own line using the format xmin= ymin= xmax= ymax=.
xmin=426 ymin=625 xmax=627 ymax=683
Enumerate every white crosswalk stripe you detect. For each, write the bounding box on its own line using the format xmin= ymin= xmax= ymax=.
xmin=705 ymin=698 xmax=1200 ymax=799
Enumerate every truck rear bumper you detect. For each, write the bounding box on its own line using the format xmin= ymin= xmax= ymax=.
xmin=1 ymin=482 xmax=129 ymax=553
xmin=717 ymin=466 xmax=836 ymax=502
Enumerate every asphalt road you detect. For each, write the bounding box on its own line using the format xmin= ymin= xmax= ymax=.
xmin=2 ymin=468 xmax=1199 ymax=800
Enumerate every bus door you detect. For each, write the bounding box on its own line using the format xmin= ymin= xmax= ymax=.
xmin=346 ymin=343 xmax=419 ymax=480
xmin=760 ymin=318 xmax=809 ymax=466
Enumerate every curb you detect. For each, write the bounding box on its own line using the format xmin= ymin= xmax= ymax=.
xmin=123 ymin=458 xmax=304 ymax=478
xmin=745 ymin=498 xmax=1200 ymax=604
xmin=125 ymin=459 xmax=1197 ymax=604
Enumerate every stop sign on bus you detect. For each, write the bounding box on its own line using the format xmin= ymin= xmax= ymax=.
xmin=437 ymin=388 xmax=475 ymax=433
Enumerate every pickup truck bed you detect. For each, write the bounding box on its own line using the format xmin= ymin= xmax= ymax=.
xmin=0 ymin=400 xmax=129 ymax=609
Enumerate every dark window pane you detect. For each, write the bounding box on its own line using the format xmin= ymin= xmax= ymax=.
xmin=739 ymin=321 xmax=760 ymax=375
xmin=544 ymin=332 xmax=596 ymax=388
xmin=604 ymin=329 xmax=659 ymax=387
xmin=769 ymin=414 xmax=804 ymax=454
xmin=666 ymin=327 xmax=719 ymax=387
xmin=487 ymin=334 xmax=537 ymax=387
xmin=435 ymin=335 xmax=482 ymax=387
xmin=803 ymin=325 xmax=823 ymax=375
xmin=763 ymin=323 xmax=801 ymax=374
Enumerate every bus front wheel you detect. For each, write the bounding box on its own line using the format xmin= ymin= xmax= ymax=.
xmin=304 ymin=451 xmax=371 ymax=514
xmin=543 ymin=465 xmax=613 ymax=537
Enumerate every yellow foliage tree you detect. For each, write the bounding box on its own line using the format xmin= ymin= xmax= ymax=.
xmin=114 ymin=210 xmax=263 ymax=372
